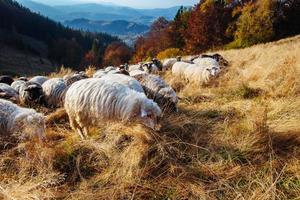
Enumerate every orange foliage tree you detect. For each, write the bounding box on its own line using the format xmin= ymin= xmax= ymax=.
xmin=103 ymin=42 xmax=132 ymax=67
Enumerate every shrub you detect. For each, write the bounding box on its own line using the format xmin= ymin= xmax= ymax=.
xmin=157 ymin=48 xmax=182 ymax=60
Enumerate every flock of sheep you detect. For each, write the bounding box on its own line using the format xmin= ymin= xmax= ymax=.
xmin=0 ymin=53 xmax=227 ymax=141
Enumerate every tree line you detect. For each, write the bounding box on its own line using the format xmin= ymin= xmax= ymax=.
xmin=0 ymin=0 xmax=124 ymax=69
xmin=132 ymin=0 xmax=300 ymax=62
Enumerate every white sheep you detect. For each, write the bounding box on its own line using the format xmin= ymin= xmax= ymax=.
xmin=0 ymin=83 xmax=19 ymax=103
xmin=64 ymin=73 xmax=88 ymax=86
xmin=29 ymin=76 xmax=48 ymax=85
xmin=128 ymin=63 xmax=143 ymax=72
xmin=64 ymin=78 xmax=162 ymax=139
xmin=192 ymin=57 xmax=220 ymax=69
xmin=133 ymin=74 xmax=178 ymax=112
xmin=129 ymin=69 xmax=148 ymax=77
xmin=172 ymin=61 xmax=191 ymax=78
xmin=184 ymin=63 xmax=220 ymax=85
xmin=11 ymin=80 xmax=26 ymax=93
xmin=99 ymin=74 xmax=144 ymax=93
xmin=93 ymin=68 xmax=121 ymax=78
xmin=162 ymin=56 xmax=182 ymax=71
xmin=0 ymin=99 xmax=45 ymax=141
xmin=42 ymin=78 xmax=67 ymax=108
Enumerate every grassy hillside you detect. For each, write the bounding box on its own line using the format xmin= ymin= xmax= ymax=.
xmin=0 ymin=35 xmax=299 ymax=199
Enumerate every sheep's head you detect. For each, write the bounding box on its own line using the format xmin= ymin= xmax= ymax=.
xmin=23 ymin=82 xmax=44 ymax=104
xmin=206 ymin=66 xmax=220 ymax=77
xmin=158 ymin=88 xmax=179 ymax=112
xmin=139 ymin=100 xmax=162 ymax=131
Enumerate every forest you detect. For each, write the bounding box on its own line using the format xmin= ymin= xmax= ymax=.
xmin=132 ymin=0 xmax=300 ymax=62
xmin=0 ymin=0 xmax=120 ymax=70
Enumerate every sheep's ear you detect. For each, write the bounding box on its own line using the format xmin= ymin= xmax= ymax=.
xmin=141 ymin=109 xmax=147 ymax=117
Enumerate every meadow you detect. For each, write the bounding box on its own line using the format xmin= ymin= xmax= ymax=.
xmin=0 ymin=35 xmax=299 ymax=200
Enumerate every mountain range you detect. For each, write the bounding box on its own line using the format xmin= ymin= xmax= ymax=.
xmin=15 ymin=0 xmax=181 ymax=44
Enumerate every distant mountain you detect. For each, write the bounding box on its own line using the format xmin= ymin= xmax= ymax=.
xmin=15 ymin=0 xmax=182 ymax=45
xmin=16 ymin=0 xmax=181 ymax=24
xmin=0 ymin=0 xmax=119 ymax=74
xmin=64 ymin=19 xmax=149 ymax=36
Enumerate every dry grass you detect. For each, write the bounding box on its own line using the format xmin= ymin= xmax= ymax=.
xmin=1 ymin=35 xmax=300 ymax=200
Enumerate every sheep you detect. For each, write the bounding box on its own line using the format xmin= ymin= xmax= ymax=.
xmin=29 ymin=76 xmax=48 ymax=85
xmin=172 ymin=61 xmax=191 ymax=78
xmin=42 ymin=78 xmax=67 ymax=108
xmin=129 ymin=69 xmax=147 ymax=77
xmin=19 ymin=82 xmax=44 ymax=106
xmin=200 ymin=54 xmax=228 ymax=65
xmin=64 ymin=73 xmax=88 ymax=87
xmin=0 ymin=75 xmax=14 ymax=85
xmin=11 ymin=80 xmax=26 ymax=93
xmin=152 ymin=58 xmax=163 ymax=71
xmin=99 ymin=74 xmax=144 ymax=93
xmin=0 ymin=83 xmax=19 ymax=103
xmin=64 ymin=78 xmax=162 ymax=139
xmin=184 ymin=63 xmax=220 ymax=85
xmin=162 ymin=56 xmax=181 ymax=71
xmin=128 ymin=63 xmax=143 ymax=72
xmin=132 ymin=74 xmax=178 ymax=113
xmin=18 ymin=77 xmax=28 ymax=82
xmin=0 ymin=99 xmax=45 ymax=141
xmin=142 ymin=62 xmax=159 ymax=74
xmin=118 ymin=65 xmax=130 ymax=76
xmin=105 ymin=66 xmax=117 ymax=72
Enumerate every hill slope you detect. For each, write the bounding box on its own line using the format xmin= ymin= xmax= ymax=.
xmin=0 ymin=0 xmax=119 ymax=75
xmin=0 ymin=35 xmax=299 ymax=199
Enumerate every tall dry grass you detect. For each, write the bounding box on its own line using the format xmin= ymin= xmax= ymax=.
xmin=0 ymin=35 xmax=300 ymax=200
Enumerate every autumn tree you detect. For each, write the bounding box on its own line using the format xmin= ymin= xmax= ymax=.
xmin=234 ymin=0 xmax=275 ymax=47
xmin=184 ymin=0 xmax=232 ymax=54
xmin=168 ymin=6 xmax=192 ymax=49
xmin=103 ymin=42 xmax=132 ymax=67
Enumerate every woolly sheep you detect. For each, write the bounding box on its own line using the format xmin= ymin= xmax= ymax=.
xmin=200 ymin=54 xmax=228 ymax=66
xmin=129 ymin=69 xmax=147 ymax=77
xmin=184 ymin=63 xmax=220 ymax=85
xmin=133 ymin=74 xmax=178 ymax=112
xmin=11 ymin=80 xmax=26 ymax=93
xmin=128 ymin=63 xmax=143 ymax=72
xmin=29 ymin=76 xmax=48 ymax=85
xmin=0 ymin=99 xmax=45 ymax=141
xmin=42 ymin=78 xmax=67 ymax=108
xmin=100 ymin=74 xmax=144 ymax=93
xmin=162 ymin=56 xmax=181 ymax=71
xmin=64 ymin=73 xmax=88 ymax=86
xmin=142 ymin=62 xmax=159 ymax=74
xmin=18 ymin=77 xmax=28 ymax=82
xmin=64 ymin=78 xmax=162 ymax=139
xmin=19 ymin=82 xmax=44 ymax=106
xmin=0 ymin=83 xmax=19 ymax=103
xmin=0 ymin=75 xmax=14 ymax=85
xmin=192 ymin=57 xmax=220 ymax=69
xmin=152 ymin=58 xmax=163 ymax=71
xmin=172 ymin=61 xmax=191 ymax=78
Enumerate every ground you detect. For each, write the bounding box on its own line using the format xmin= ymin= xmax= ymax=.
xmin=0 ymin=35 xmax=299 ymax=200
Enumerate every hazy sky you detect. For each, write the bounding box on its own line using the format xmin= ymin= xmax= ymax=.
xmin=31 ymin=0 xmax=199 ymax=8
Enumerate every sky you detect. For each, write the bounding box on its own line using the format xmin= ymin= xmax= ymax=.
xmin=30 ymin=0 xmax=199 ymax=8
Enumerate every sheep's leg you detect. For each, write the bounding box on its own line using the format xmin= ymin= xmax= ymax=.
xmin=69 ymin=117 xmax=85 ymax=140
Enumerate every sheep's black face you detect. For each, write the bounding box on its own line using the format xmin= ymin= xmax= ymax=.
xmin=24 ymin=83 xmax=44 ymax=104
